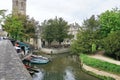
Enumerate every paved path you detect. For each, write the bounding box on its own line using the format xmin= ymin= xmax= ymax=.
xmin=0 ymin=40 xmax=32 ymax=80
xmin=90 ymin=54 xmax=120 ymax=65
xmin=82 ymin=54 xmax=120 ymax=80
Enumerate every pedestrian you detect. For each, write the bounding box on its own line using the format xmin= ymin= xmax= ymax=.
xmin=14 ymin=42 xmax=21 ymax=53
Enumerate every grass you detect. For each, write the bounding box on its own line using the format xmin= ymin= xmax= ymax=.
xmin=80 ymin=54 xmax=120 ymax=74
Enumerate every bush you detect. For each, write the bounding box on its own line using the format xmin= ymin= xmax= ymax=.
xmin=102 ymin=31 xmax=120 ymax=60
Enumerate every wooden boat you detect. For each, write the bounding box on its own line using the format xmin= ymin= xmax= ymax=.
xmin=24 ymin=64 xmax=39 ymax=75
xmin=30 ymin=55 xmax=49 ymax=64
xmin=30 ymin=57 xmax=49 ymax=64
xmin=31 ymin=55 xmax=48 ymax=60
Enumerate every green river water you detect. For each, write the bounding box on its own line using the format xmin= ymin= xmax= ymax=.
xmin=31 ymin=53 xmax=99 ymax=80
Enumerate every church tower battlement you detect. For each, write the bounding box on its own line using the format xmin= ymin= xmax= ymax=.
xmin=12 ymin=0 xmax=26 ymax=15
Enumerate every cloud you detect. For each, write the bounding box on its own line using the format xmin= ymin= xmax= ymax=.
xmin=0 ymin=0 xmax=12 ymax=13
xmin=0 ymin=0 xmax=120 ymax=25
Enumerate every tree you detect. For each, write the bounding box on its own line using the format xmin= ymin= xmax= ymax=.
xmin=102 ymin=31 xmax=120 ymax=60
xmin=71 ymin=15 xmax=100 ymax=54
xmin=0 ymin=9 xmax=6 ymax=24
xmin=99 ymin=8 xmax=120 ymax=37
xmin=4 ymin=14 xmax=37 ymax=41
xmin=4 ymin=14 xmax=23 ymax=40
xmin=54 ymin=17 xmax=69 ymax=45
xmin=41 ymin=17 xmax=69 ymax=46
xmin=83 ymin=15 xmax=100 ymax=31
xmin=42 ymin=19 xmax=55 ymax=46
xmin=23 ymin=17 xmax=38 ymax=41
xmin=98 ymin=8 xmax=120 ymax=60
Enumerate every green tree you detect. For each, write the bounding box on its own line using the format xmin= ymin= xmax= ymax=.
xmin=83 ymin=15 xmax=100 ymax=31
xmin=41 ymin=17 xmax=69 ymax=46
xmin=99 ymin=8 xmax=120 ymax=37
xmin=55 ymin=17 xmax=69 ymax=45
xmin=4 ymin=14 xmax=23 ymax=40
xmin=4 ymin=14 xmax=37 ymax=41
xmin=23 ymin=17 xmax=38 ymax=41
xmin=98 ymin=8 xmax=120 ymax=60
xmin=42 ymin=19 xmax=55 ymax=46
xmin=71 ymin=15 xmax=100 ymax=54
xmin=102 ymin=31 xmax=120 ymax=60
xmin=0 ymin=9 xmax=6 ymax=24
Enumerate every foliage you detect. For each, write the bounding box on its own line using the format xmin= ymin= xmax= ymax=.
xmin=99 ymin=8 xmax=120 ymax=37
xmin=71 ymin=15 xmax=100 ymax=54
xmin=4 ymin=14 xmax=37 ymax=41
xmin=83 ymin=15 xmax=100 ymax=31
xmin=41 ymin=17 xmax=69 ymax=46
xmin=92 ymin=43 xmax=96 ymax=52
xmin=70 ymin=40 xmax=81 ymax=55
xmin=4 ymin=14 xmax=23 ymax=40
xmin=41 ymin=19 xmax=56 ymax=46
xmin=24 ymin=17 xmax=38 ymax=39
xmin=71 ymin=8 xmax=120 ymax=61
xmin=98 ymin=8 xmax=120 ymax=59
xmin=55 ymin=17 xmax=69 ymax=44
xmin=80 ymin=54 xmax=120 ymax=74
xmin=71 ymin=31 xmax=91 ymax=54
xmin=102 ymin=31 xmax=120 ymax=60
xmin=0 ymin=9 xmax=6 ymax=24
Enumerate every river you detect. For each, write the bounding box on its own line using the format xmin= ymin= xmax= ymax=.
xmin=30 ymin=53 xmax=99 ymax=80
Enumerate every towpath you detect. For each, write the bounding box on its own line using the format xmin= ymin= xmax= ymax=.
xmin=90 ymin=54 xmax=120 ymax=65
xmin=82 ymin=54 xmax=120 ymax=80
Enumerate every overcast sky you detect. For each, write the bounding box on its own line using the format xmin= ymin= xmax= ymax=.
xmin=0 ymin=0 xmax=120 ymax=25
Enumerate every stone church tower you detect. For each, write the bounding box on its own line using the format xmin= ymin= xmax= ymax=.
xmin=12 ymin=0 xmax=26 ymax=15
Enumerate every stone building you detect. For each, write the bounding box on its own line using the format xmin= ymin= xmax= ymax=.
xmin=12 ymin=0 xmax=27 ymax=15
xmin=68 ymin=23 xmax=80 ymax=40
xmin=63 ymin=23 xmax=80 ymax=45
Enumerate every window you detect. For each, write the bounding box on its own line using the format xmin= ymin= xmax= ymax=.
xmin=21 ymin=2 xmax=24 ymax=7
xmin=16 ymin=1 xmax=18 ymax=6
xmin=21 ymin=2 xmax=24 ymax=10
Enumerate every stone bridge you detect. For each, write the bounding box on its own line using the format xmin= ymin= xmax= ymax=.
xmin=0 ymin=40 xmax=32 ymax=80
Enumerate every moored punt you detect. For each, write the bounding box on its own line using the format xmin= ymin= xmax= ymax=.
xmin=31 ymin=54 xmax=49 ymax=60
xmin=30 ymin=57 xmax=49 ymax=64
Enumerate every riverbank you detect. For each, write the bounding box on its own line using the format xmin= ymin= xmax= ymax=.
xmin=80 ymin=54 xmax=120 ymax=80
xmin=82 ymin=64 xmax=115 ymax=80
xmin=40 ymin=48 xmax=70 ymax=54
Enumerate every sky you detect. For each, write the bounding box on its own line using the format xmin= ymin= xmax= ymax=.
xmin=0 ymin=0 xmax=120 ymax=25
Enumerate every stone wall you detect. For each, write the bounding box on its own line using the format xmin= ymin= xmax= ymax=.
xmin=0 ymin=40 xmax=32 ymax=80
xmin=41 ymin=48 xmax=70 ymax=54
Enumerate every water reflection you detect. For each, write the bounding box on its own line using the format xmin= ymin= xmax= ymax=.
xmin=64 ymin=67 xmax=75 ymax=80
xmin=31 ymin=54 xmax=99 ymax=80
xmin=33 ymin=69 xmax=44 ymax=80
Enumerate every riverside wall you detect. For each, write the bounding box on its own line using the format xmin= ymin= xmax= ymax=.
xmin=41 ymin=48 xmax=70 ymax=54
